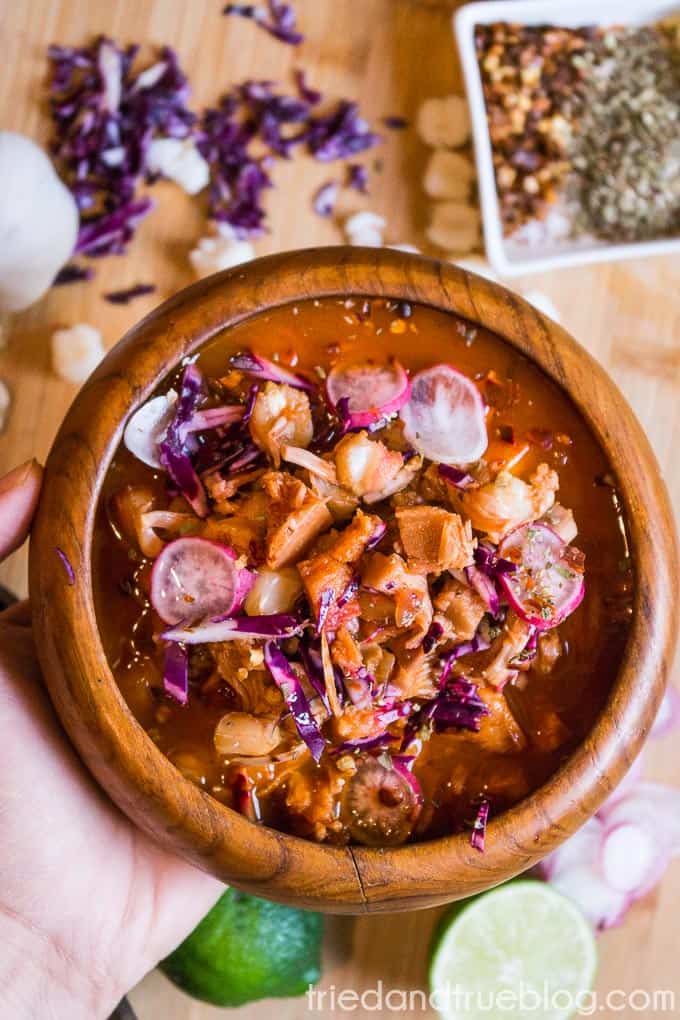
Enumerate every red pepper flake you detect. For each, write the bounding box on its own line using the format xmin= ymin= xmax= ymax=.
xmin=498 ymin=423 xmax=515 ymax=444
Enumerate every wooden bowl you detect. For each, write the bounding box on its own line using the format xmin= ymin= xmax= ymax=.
xmin=30 ymin=248 xmax=678 ymax=913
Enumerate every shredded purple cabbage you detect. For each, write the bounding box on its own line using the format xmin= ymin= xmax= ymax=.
xmin=465 ymin=564 xmax=500 ymax=617
xmin=422 ymin=621 xmax=444 ymax=654
xmin=231 ymin=350 xmax=316 ymax=391
xmin=438 ymin=629 xmax=493 ymax=688
xmin=346 ymin=162 xmax=369 ymax=193
xmin=402 ymin=677 xmax=488 ymax=748
xmin=197 ymin=75 xmax=379 ymax=237
xmin=264 ymin=642 xmax=326 ymax=762
xmin=297 ymin=641 xmax=331 ymax=711
xmin=474 ymin=541 xmax=518 ymax=577
xmin=55 ymin=547 xmax=75 ymax=585
xmin=313 ymin=180 xmax=338 ymax=217
xmin=336 ymin=575 xmax=359 ymax=610
xmin=48 ymin=38 xmax=195 ymax=256
xmin=343 ymin=669 xmax=374 ymax=708
xmin=163 ymin=641 xmax=189 ymax=705
xmin=366 ymin=520 xmax=387 ymax=551
xmin=103 ymin=282 xmax=156 ymax=304
xmin=159 ymin=363 xmax=209 ymax=518
xmin=382 ymin=115 xmax=409 ymax=130
xmin=470 ymin=797 xmax=489 ymax=852
xmin=438 ymin=463 xmax=475 ymax=490
xmin=307 ymin=100 xmax=381 ymax=162
xmin=294 ymin=68 xmax=321 ymax=106
xmin=333 ymin=731 xmax=395 ymax=754
xmin=391 ymin=755 xmax=423 ymax=805
xmin=223 ymin=2 xmax=303 ymax=45
xmin=53 ymin=264 xmax=95 ymax=286
xmin=162 ymin=613 xmax=302 ymax=644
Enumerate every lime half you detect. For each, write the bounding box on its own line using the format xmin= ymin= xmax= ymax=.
xmin=429 ymin=880 xmax=597 ymax=1020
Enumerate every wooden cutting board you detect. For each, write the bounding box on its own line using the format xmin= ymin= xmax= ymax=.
xmin=1 ymin=2 xmax=679 ymax=1017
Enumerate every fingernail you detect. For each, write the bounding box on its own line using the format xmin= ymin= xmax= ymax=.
xmin=0 ymin=459 xmax=37 ymax=495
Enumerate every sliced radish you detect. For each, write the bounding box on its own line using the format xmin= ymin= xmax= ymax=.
xmin=550 ymin=864 xmax=631 ymax=932
xmin=537 ymin=817 xmax=631 ymax=930
xmin=399 ymin=364 xmax=487 ymax=464
xmin=600 ymin=822 xmax=665 ymax=896
xmin=123 ymin=389 xmax=177 ymax=468
xmin=326 ymin=359 xmax=410 ymax=429
xmin=599 ymin=782 xmax=680 ymax=861
xmin=498 ymin=522 xmax=585 ymax=630
xmin=150 ymin=537 xmax=254 ymax=625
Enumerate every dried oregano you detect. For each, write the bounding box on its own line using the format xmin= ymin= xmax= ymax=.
xmin=569 ymin=26 xmax=680 ymax=242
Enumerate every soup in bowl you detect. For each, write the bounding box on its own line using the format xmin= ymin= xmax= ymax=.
xmin=30 ymin=249 xmax=677 ymax=911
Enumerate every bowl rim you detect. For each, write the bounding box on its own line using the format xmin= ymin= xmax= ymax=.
xmin=29 ymin=247 xmax=678 ymax=912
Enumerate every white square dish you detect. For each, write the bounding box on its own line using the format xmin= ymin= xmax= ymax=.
xmin=454 ymin=0 xmax=680 ymax=276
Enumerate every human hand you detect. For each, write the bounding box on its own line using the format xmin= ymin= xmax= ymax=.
xmin=0 ymin=461 xmax=223 ymax=1019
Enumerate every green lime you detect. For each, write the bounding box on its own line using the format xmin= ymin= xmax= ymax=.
xmin=429 ymin=880 xmax=597 ymax=1020
xmin=159 ymin=888 xmax=323 ymax=1007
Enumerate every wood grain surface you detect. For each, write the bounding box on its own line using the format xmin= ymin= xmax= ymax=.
xmin=2 ymin=1 xmax=680 ymax=1018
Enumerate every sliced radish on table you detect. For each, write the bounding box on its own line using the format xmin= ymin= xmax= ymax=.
xmin=150 ymin=536 xmax=254 ymax=625
xmin=550 ymin=863 xmax=631 ymax=932
xmin=399 ymin=363 xmax=487 ymax=464
xmin=498 ymin=522 xmax=585 ymax=630
xmin=123 ymin=390 xmax=178 ymax=468
xmin=598 ymin=782 xmax=680 ymax=863
xmin=326 ymin=359 xmax=410 ymax=429
xmin=536 ymin=817 xmax=631 ymax=931
xmin=600 ymin=823 xmax=664 ymax=896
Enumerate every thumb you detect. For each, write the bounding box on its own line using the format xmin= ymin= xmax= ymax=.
xmin=0 ymin=460 xmax=43 ymax=560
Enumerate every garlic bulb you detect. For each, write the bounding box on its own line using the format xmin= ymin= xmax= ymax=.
xmin=0 ymin=132 xmax=79 ymax=312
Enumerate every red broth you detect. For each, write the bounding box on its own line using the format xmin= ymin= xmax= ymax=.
xmin=93 ymin=297 xmax=632 ymax=846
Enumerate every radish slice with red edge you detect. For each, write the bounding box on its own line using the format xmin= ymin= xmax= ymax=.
xmin=598 ymin=782 xmax=680 ymax=864
xmin=326 ymin=359 xmax=410 ymax=429
xmin=150 ymin=537 xmax=255 ymax=625
xmin=498 ymin=522 xmax=584 ymax=630
xmin=600 ymin=822 xmax=665 ymax=895
xmin=399 ymin=363 xmax=487 ymax=464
